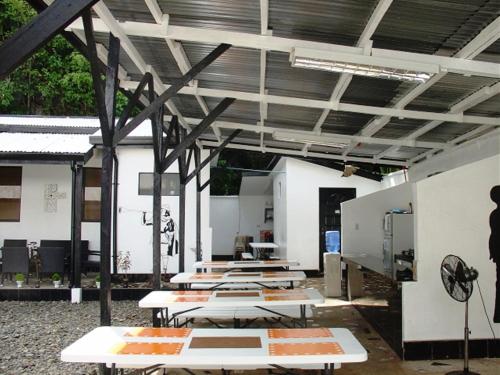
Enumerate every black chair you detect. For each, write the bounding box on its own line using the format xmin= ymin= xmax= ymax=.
xmin=1 ymin=247 xmax=29 ymax=284
xmin=37 ymin=247 xmax=66 ymax=283
xmin=3 ymin=239 xmax=27 ymax=247
xmin=82 ymin=241 xmax=100 ymax=274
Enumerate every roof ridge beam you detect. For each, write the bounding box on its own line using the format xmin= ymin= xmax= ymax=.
xmin=67 ymin=17 xmax=500 ymax=78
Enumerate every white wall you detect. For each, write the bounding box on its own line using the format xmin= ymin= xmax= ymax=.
xmin=273 ymin=159 xmax=288 ymax=260
xmin=0 ymin=163 xmax=100 ymax=250
xmin=279 ymin=158 xmax=382 ymax=270
xmin=210 ymin=195 xmax=273 ymax=256
xmin=115 ymin=147 xmax=211 ymax=273
xmin=409 ymin=131 xmax=500 ymax=182
xmin=402 ymin=154 xmax=500 ymax=341
xmin=341 ymin=183 xmax=414 ymax=259
xmin=210 ymin=196 xmax=239 ymax=256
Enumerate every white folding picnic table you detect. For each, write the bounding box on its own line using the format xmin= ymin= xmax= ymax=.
xmin=139 ymin=288 xmax=324 ymax=328
xmin=61 ymin=327 xmax=367 ymax=374
xmin=249 ymin=242 xmax=279 ymax=259
xmin=170 ymin=271 xmax=306 ymax=290
xmin=193 ymin=259 xmax=300 ymax=271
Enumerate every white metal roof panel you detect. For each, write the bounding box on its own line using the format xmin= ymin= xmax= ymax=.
xmin=0 ymin=133 xmax=93 ymax=154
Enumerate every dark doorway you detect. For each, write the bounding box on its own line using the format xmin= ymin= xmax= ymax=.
xmin=319 ymin=187 xmax=356 ymax=272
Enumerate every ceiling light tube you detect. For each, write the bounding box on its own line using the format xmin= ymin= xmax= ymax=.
xmin=290 ymin=47 xmax=439 ymax=83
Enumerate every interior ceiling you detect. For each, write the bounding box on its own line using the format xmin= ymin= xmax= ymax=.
xmin=66 ymin=0 xmax=500 ymax=167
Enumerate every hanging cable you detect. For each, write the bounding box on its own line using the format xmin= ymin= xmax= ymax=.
xmin=476 ymin=280 xmax=496 ymax=339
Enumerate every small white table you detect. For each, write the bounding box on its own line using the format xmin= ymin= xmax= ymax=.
xmin=139 ymin=288 xmax=323 ymax=328
xmin=193 ymin=259 xmax=300 ymax=271
xmin=170 ymin=271 xmax=306 ymax=290
xmin=249 ymin=242 xmax=279 ymax=259
xmin=61 ymin=327 xmax=367 ymax=374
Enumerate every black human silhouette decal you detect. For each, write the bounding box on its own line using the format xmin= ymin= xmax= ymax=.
xmin=489 ymin=185 xmax=500 ymax=322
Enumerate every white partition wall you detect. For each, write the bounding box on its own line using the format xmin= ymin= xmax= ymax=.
xmin=402 ymin=154 xmax=500 ymax=341
xmin=341 ymin=183 xmax=414 ymax=260
xmin=273 ymin=158 xmax=381 ymax=270
xmin=115 ymin=148 xmax=211 ymax=274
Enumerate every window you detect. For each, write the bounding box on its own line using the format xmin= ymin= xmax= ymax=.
xmin=138 ymin=173 xmax=180 ymax=196
xmin=0 ymin=166 xmax=22 ymax=221
xmin=83 ymin=168 xmax=101 ymax=222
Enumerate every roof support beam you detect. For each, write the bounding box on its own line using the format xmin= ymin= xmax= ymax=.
xmin=114 ymin=43 xmax=232 ymax=145
xmin=143 ymin=0 xmax=220 ymax=141
xmin=121 ymin=79 xmax=500 ymax=126
xmin=0 ymin=0 xmax=99 ymax=79
xmin=156 ymin=115 xmax=457 ymax=149
xmin=342 ymin=15 xmax=500 ymax=157
xmin=185 ymin=129 xmax=242 ymax=184
xmin=160 ymin=98 xmax=235 ymax=172
xmin=68 ymin=17 xmax=500 ymax=78
xmin=200 ymin=140 xmax=407 ymax=167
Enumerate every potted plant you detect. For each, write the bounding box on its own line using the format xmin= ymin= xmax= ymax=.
xmin=95 ymin=274 xmax=101 ymax=289
xmin=15 ymin=273 xmax=25 ymax=288
xmin=51 ymin=273 xmax=62 ymax=288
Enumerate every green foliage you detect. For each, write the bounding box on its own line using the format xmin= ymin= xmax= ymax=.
xmin=51 ymin=272 xmax=61 ymax=281
xmin=210 ymin=158 xmax=241 ymax=195
xmin=15 ymin=273 xmax=25 ymax=282
xmin=95 ymin=274 xmax=101 ymax=282
xmin=0 ymin=0 xmax=129 ymax=116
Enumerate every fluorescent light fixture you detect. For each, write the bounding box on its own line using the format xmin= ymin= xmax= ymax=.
xmin=290 ymin=47 xmax=439 ymax=83
xmin=273 ymin=131 xmax=348 ymax=149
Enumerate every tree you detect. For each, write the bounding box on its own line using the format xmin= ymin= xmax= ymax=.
xmin=0 ymin=0 xmax=127 ymax=116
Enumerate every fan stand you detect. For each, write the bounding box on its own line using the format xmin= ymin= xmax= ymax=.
xmin=446 ymin=300 xmax=480 ymax=375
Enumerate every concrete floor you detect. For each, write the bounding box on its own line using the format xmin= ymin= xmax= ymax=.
xmin=1 ymin=273 xmax=498 ymax=374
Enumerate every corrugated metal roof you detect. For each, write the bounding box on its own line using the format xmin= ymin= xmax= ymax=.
xmin=75 ymin=0 xmax=500 ymax=163
xmin=0 ymin=133 xmax=93 ymax=154
xmin=0 ymin=115 xmax=100 ymax=128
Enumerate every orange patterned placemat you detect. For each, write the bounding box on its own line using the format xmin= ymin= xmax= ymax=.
xmin=190 ymin=274 xmax=223 ymax=280
xmin=264 ymin=294 xmax=308 ymax=301
xmin=124 ymin=328 xmax=192 ymax=338
xmin=174 ymin=296 xmax=210 ymax=303
xmin=269 ymin=342 xmax=343 ymax=356
xmin=227 ymin=273 xmax=260 ymax=277
xmin=262 ymin=289 xmax=305 ymax=295
xmin=268 ymin=328 xmax=333 ymax=339
xmin=172 ymin=290 xmax=212 ymax=295
xmin=111 ymin=342 xmax=183 ymax=355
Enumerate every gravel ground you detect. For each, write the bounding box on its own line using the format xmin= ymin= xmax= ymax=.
xmin=0 ymin=300 xmax=151 ymax=375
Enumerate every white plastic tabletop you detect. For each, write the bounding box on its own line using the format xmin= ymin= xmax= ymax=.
xmin=193 ymin=259 xmax=300 ymax=270
xmin=61 ymin=327 xmax=367 ymax=367
xmin=169 ymin=271 xmax=306 ymax=284
xmin=139 ymin=288 xmax=323 ymax=308
xmin=249 ymin=242 xmax=279 ymax=248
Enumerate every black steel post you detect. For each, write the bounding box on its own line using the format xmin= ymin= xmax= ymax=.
xmin=149 ymin=77 xmax=163 ymax=327
xmin=194 ymin=147 xmax=202 ymax=261
xmin=72 ymin=163 xmax=83 ymax=287
xmin=178 ymin=128 xmax=187 ymax=273
xmin=112 ymin=152 xmax=119 ymax=274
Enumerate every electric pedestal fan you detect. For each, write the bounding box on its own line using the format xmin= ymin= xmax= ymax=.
xmin=440 ymin=254 xmax=479 ymax=375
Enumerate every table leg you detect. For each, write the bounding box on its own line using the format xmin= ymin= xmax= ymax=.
xmin=346 ymin=263 xmax=363 ymax=301
xmin=300 ymin=304 xmax=307 ymax=328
